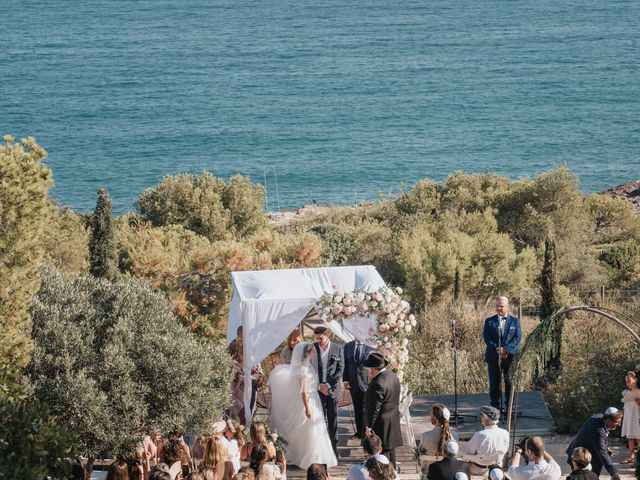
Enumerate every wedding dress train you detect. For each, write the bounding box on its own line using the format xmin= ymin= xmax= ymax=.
xmin=269 ymin=342 xmax=338 ymax=470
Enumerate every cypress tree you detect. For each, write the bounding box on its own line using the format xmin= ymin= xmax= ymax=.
xmin=538 ymin=237 xmax=563 ymax=382
xmin=453 ymin=266 xmax=461 ymax=301
xmin=89 ymin=188 xmax=117 ymax=279
xmin=0 ymin=135 xmax=52 ymax=367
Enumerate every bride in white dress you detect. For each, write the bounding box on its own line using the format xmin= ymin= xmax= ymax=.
xmin=269 ymin=342 xmax=338 ymax=470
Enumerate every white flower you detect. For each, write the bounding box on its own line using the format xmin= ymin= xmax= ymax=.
xmin=402 ymin=338 xmax=409 ymax=346
xmin=410 ymin=317 xmax=417 ymax=327
xmin=397 ymin=320 xmax=405 ymax=328
xmin=323 ymin=307 xmax=331 ymax=315
xmin=356 ymin=292 xmax=366 ymax=301
xmin=334 ymin=296 xmax=343 ymax=304
xmin=404 ymin=324 xmax=412 ymax=333
xmin=384 ymin=295 xmax=392 ymax=304
xmin=385 ymin=342 xmax=392 ymax=349
xmin=343 ymin=296 xmax=352 ymax=306
xmin=331 ymin=305 xmax=343 ymax=315
xmin=395 ymin=286 xmax=403 ymax=294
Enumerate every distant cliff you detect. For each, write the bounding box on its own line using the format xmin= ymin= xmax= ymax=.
xmin=601 ymin=180 xmax=640 ymax=213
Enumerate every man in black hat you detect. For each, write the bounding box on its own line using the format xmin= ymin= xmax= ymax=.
xmin=313 ymin=325 xmax=344 ymax=457
xmin=363 ymin=351 xmax=402 ymax=467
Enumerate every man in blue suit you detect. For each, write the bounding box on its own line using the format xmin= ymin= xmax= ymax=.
xmin=343 ymin=339 xmax=374 ymax=439
xmin=483 ymin=296 xmax=522 ymax=411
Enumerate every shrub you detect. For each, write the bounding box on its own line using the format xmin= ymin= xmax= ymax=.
xmin=0 ymin=135 xmax=53 ymax=367
xmin=41 ymin=207 xmax=90 ymax=276
xmin=28 ymin=267 xmax=232 ymax=459
xmin=136 ymin=172 xmax=265 ymax=241
xmin=542 ymin=313 xmax=638 ymax=433
xmin=0 ymin=364 xmax=73 ymax=480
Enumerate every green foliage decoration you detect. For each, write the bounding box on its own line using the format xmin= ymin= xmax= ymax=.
xmin=27 ymin=267 xmax=232 ymax=459
xmin=0 ymin=135 xmax=53 ymax=367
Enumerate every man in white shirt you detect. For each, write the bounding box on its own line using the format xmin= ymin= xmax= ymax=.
xmin=462 ymin=406 xmax=509 ymax=476
xmin=508 ymin=436 xmax=561 ymax=480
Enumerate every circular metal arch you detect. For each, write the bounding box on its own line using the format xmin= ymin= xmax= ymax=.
xmin=505 ymin=305 xmax=640 ymax=440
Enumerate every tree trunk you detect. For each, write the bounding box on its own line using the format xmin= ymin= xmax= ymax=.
xmin=84 ymin=458 xmax=95 ymax=480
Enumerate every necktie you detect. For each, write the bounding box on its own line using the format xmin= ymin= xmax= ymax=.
xmin=355 ymin=343 xmax=362 ymax=363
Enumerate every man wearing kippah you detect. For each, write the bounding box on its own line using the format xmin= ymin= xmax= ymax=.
xmin=565 ymin=408 xmax=623 ymax=480
xmin=427 ymin=441 xmax=469 ymax=480
xmin=461 ymin=406 xmax=509 ymax=476
xmin=483 ymin=296 xmax=522 ymax=412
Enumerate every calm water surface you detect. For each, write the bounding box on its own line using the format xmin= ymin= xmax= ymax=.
xmin=1 ymin=0 xmax=639 ymax=213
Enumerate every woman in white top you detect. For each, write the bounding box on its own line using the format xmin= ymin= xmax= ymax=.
xmin=621 ymin=371 xmax=640 ymax=464
xmin=250 ymin=444 xmax=284 ymax=480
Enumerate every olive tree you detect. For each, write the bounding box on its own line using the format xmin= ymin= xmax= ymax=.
xmin=28 ymin=267 xmax=232 ymax=461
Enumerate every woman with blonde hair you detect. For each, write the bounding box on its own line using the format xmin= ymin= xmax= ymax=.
xmin=240 ymin=421 xmax=276 ymax=461
xmin=202 ymin=435 xmax=234 ymax=480
xmin=280 ymin=329 xmax=303 ymax=364
xmin=224 ymin=419 xmax=244 ymax=473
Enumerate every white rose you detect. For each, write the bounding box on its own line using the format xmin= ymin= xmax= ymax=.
xmin=404 ymin=324 xmax=412 ymax=333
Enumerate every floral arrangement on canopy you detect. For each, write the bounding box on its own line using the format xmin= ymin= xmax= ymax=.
xmin=316 ymin=286 xmax=416 ymax=381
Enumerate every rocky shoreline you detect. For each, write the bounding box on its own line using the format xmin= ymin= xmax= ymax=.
xmin=267 ymin=179 xmax=640 ymax=225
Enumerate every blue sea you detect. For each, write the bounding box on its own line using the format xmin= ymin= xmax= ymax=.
xmin=1 ymin=0 xmax=639 ymax=214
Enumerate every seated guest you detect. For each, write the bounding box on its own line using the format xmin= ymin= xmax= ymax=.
xmin=508 ymin=436 xmax=561 ymax=480
xmin=427 ymin=441 xmax=469 ymax=480
xmin=250 ymin=444 xmax=284 ymax=480
xmin=461 ymin=406 xmax=509 ymax=476
xmin=164 ymin=439 xmax=191 ymax=476
xmin=203 ymin=435 xmax=234 ymax=480
xmin=489 ymin=467 xmax=505 ymax=480
xmin=241 ymin=421 xmax=277 ymax=461
xmin=307 ymin=464 xmax=328 ymax=480
xmin=234 ymin=466 xmax=256 ymax=480
xmin=420 ymin=404 xmax=459 ymax=472
xmin=281 ymin=329 xmax=303 ymax=364
xmin=225 ymin=419 xmax=245 ymax=474
xmin=365 ymin=455 xmax=397 ymax=480
xmin=567 ymin=448 xmax=599 ymax=480
xmin=565 ymin=407 xmax=623 ymax=480
xmin=347 ymin=434 xmax=398 ymax=480
xmin=107 ymin=460 xmax=130 ymax=480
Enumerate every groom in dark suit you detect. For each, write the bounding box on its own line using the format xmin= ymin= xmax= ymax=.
xmin=313 ymin=325 xmax=344 ymax=457
xmin=364 ymin=352 xmax=402 ymax=467
xmin=343 ymin=339 xmax=373 ymax=440
xmin=483 ymin=295 xmax=522 ymax=411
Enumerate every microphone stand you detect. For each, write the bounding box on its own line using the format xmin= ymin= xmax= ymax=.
xmin=450 ymin=318 xmax=464 ymax=426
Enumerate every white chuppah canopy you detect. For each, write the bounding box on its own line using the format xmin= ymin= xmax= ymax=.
xmin=227 ymin=265 xmax=387 ymax=422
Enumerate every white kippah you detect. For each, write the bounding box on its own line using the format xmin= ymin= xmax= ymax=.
xmin=604 ymin=407 xmax=619 ymax=416
xmin=442 ymin=407 xmax=451 ymax=421
xmin=455 ymin=473 xmax=469 ymax=480
xmin=374 ymin=454 xmax=390 ymax=465
xmin=445 ymin=441 xmax=459 ymax=455
xmin=489 ymin=468 xmax=504 ymax=480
